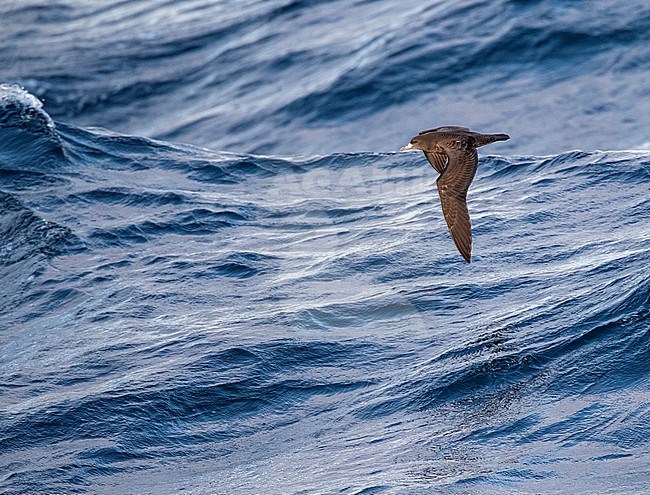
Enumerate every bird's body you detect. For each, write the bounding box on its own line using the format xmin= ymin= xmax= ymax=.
xmin=401 ymin=126 xmax=509 ymax=263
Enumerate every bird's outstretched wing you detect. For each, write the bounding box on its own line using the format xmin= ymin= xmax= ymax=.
xmin=436 ymin=144 xmax=478 ymax=263
xmin=423 ymin=151 xmax=447 ymax=174
xmin=419 ymin=126 xmax=470 ymax=135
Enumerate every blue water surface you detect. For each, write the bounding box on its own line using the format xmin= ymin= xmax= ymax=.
xmin=1 ymin=1 xmax=649 ymax=494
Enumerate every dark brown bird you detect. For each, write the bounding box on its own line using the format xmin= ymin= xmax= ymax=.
xmin=401 ymin=126 xmax=509 ymax=263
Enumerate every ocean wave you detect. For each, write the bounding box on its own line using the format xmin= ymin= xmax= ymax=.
xmin=0 ymin=192 xmax=79 ymax=265
xmin=0 ymin=84 xmax=66 ymax=168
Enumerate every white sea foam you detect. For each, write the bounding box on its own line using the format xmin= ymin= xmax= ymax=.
xmin=0 ymin=83 xmax=55 ymax=129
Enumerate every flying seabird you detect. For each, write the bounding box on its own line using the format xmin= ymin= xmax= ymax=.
xmin=401 ymin=126 xmax=509 ymax=263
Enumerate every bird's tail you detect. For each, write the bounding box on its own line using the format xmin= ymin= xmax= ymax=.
xmin=475 ymin=133 xmax=510 ymax=147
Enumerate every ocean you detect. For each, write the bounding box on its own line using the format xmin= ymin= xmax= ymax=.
xmin=1 ymin=1 xmax=649 ymax=494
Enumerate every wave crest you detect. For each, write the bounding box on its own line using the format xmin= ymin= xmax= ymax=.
xmin=0 ymin=84 xmax=65 ymax=167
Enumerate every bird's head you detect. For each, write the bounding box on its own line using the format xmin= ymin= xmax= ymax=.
xmin=400 ymin=135 xmax=425 ymax=151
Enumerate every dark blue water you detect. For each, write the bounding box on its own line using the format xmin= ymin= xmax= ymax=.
xmin=1 ymin=1 xmax=649 ymax=494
